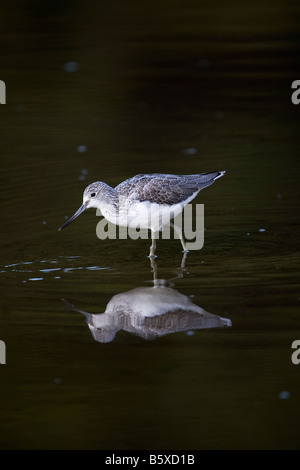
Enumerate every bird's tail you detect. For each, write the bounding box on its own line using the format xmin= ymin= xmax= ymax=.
xmin=192 ymin=170 xmax=226 ymax=190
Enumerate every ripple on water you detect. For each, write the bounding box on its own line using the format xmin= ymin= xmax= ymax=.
xmin=1 ymin=257 xmax=112 ymax=282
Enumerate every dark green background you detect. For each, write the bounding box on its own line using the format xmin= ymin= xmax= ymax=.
xmin=0 ymin=0 xmax=300 ymax=449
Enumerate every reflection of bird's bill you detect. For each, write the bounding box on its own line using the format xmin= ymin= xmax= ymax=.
xmin=58 ymin=203 xmax=88 ymax=231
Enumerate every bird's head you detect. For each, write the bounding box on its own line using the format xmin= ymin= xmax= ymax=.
xmin=58 ymin=181 xmax=102 ymax=230
xmin=83 ymin=182 xmax=102 ymax=209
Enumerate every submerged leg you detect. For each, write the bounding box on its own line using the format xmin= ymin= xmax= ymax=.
xmin=170 ymin=223 xmax=188 ymax=253
xmin=149 ymin=232 xmax=157 ymax=258
xmin=180 ymin=250 xmax=188 ymax=269
xmin=149 ymin=256 xmax=158 ymax=282
xmin=169 ymin=251 xmax=189 ymax=280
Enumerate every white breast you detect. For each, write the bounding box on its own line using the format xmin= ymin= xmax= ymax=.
xmin=117 ymin=200 xmax=185 ymax=231
xmin=100 ymin=190 xmax=199 ymax=231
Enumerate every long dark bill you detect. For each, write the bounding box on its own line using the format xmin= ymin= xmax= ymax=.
xmin=58 ymin=203 xmax=87 ymax=231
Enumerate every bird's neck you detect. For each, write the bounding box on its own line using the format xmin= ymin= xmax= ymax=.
xmin=98 ymin=183 xmax=119 ymax=221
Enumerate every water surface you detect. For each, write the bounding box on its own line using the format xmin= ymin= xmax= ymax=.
xmin=0 ymin=0 xmax=300 ymax=450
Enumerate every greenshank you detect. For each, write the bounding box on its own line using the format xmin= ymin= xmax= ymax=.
xmin=58 ymin=171 xmax=225 ymax=256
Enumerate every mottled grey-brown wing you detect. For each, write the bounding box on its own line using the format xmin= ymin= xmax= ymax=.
xmin=115 ymin=173 xmax=222 ymax=205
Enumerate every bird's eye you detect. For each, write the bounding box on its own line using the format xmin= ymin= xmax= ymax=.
xmin=91 ymin=192 xmax=96 ymax=198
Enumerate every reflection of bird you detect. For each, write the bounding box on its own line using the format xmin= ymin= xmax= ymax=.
xmin=58 ymin=171 xmax=225 ymax=256
xmin=62 ymin=286 xmax=231 ymax=343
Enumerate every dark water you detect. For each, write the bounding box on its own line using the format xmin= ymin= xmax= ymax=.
xmin=1 ymin=0 xmax=300 ymax=449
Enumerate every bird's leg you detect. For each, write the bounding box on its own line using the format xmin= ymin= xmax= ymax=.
xmin=180 ymin=250 xmax=188 ymax=269
xmin=170 ymin=223 xmax=189 ymax=253
xmin=149 ymin=255 xmax=158 ymax=282
xmin=149 ymin=232 xmax=157 ymax=258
